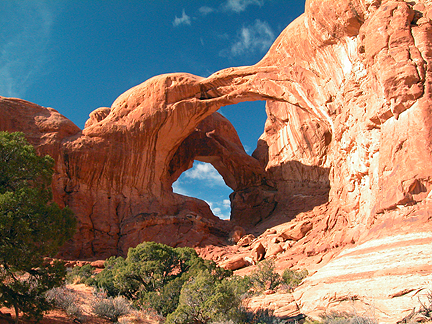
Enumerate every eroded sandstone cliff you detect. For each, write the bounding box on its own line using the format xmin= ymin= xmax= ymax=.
xmin=2 ymin=0 xmax=432 ymax=322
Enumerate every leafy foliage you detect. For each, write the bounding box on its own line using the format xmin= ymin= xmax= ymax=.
xmin=244 ymin=308 xmax=286 ymax=324
xmin=165 ymin=271 xmax=248 ymax=324
xmin=90 ymin=241 xmax=232 ymax=317
xmin=0 ymin=131 xmax=76 ymax=322
xmin=281 ymin=268 xmax=308 ymax=291
xmin=249 ymin=259 xmax=282 ymax=292
xmin=66 ymin=264 xmax=95 ymax=284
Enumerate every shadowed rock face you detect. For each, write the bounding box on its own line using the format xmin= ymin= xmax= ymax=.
xmin=2 ymin=1 xmax=432 ymax=320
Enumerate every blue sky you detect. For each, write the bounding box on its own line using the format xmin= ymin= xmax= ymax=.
xmin=0 ymin=0 xmax=305 ymax=219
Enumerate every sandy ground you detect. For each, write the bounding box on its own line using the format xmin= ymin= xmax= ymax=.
xmin=1 ymin=284 xmax=111 ymax=324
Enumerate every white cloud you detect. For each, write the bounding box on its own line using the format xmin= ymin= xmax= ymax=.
xmin=199 ymin=6 xmax=215 ymax=16
xmin=0 ymin=1 xmax=55 ymax=98
xmin=173 ymin=9 xmax=191 ymax=27
xmin=223 ymin=0 xmax=264 ymax=13
xmin=199 ymin=1 xmax=264 ymax=17
xmin=172 ymin=163 xmax=231 ymax=220
xmin=223 ymin=199 xmax=231 ymax=208
xmin=206 ymin=200 xmax=230 ymax=220
xmin=184 ymin=162 xmax=225 ymax=186
xmin=213 ymin=207 xmax=222 ymax=214
xmin=172 ymin=180 xmax=189 ymax=196
xmin=225 ymin=19 xmax=275 ymax=57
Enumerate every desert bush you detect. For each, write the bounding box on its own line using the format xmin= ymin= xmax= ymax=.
xmin=397 ymin=291 xmax=432 ymax=323
xmin=90 ymin=242 xmax=231 ymax=317
xmin=244 ymin=308 xmax=285 ymax=324
xmin=249 ymin=259 xmax=282 ymax=292
xmin=281 ymin=268 xmax=308 ymax=291
xmin=117 ymin=307 xmax=164 ymax=324
xmin=45 ymin=286 xmax=84 ymax=321
xmin=165 ymin=270 xmax=248 ymax=324
xmin=91 ymin=292 xmax=132 ymax=322
xmin=66 ymin=264 xmax=95 ymax=284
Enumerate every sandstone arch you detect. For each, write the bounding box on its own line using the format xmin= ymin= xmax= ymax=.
xmin=2 ymin=0 xmax=432 ymax=264
xmin=167 ymin=111 xmax=265 ymax=192
xmin=4 ymin=1 xmax=432 ymax=321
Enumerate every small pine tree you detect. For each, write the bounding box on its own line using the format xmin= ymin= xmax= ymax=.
xmin=249 ymin=259 xmax=282 ymax=292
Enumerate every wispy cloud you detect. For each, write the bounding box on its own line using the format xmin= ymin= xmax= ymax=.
xmin=223 ymin=199 xmax=231 ymax=209
xmin=184 ymin=162 xmax=225 ymax=186
xmin=222 ymin=19 xmax=275 ymax=57
xmin=172 ymin=180 xmax=189 ymax=196
xmin=172 ymin=162 xmax=231 ymax=219
xmin=223 ymin=0 xmax=264 ymax=13
xmin=173 ymin=179 xmax=231 ymax=219
xmin=199 ymin=0 xmax=265 ymax=17
xmin=0 ymin=1 xmax=55 ymax=98
xmin=206 ymin=200 xmax=231 ymax=220
xmin=173 ymin=9 xmax=191 ymax=27
xmin=199 ymin=6 xmax=215 ymax=16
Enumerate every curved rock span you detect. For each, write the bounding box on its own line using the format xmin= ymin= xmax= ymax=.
xmin=1 ymin=0 xmax=432 ymax=321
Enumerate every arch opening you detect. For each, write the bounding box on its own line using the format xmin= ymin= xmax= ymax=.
xmin=173 ymin=161 xmax=232 ymax=220
xmin=218 ymin=100 xmax=267 ymax=156
xmin=169 ymin=100 xmax=268 ymax=221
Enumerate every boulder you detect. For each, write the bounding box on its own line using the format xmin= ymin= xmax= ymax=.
xmin=279 ymin=221 xmax=313 ymax=241
xmin=220 ymin=256 xmax=250 ymax=271
xmin=90 ymin=260 xmax=105 ymax=269
xmin=266 ymin=243 xmax=284 ymax=258
xmin=237 ymin=234 xmax=256 ymax=247
xmin=230 ymin=226 xmax=246 ymax=244
xmin=250 ymin=242 xmax=266 ymax=263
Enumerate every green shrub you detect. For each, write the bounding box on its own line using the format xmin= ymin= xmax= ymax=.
xmin=117 ymin=308 xmax=164 ymax=324
xmin=244 ymin=308 xmax=285 ymax=324
xmin=281 ymin=268 xmax=308 ymax=291
xmin=89 ymin=256 xmax=126 ymax=297
xmin=249 ymin=259 xmax=282 ymax=292
xmin=91 ymin=292 xmax=132 ymax=322
xmin=165 ymin=270 xmax=247 ymax=324
xmin=90 ymin=242 xmax=232 ymax=317
xmin=66 ymin=264 xmax=95 ymax=284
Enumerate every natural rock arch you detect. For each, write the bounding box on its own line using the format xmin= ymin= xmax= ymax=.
xmin=167 ymin=111 xmax=265 ymax=193
xmin=2 ymin=0 xmax=431 ymax=263
xmin=4 ymin=1 xmax=432 ymax=321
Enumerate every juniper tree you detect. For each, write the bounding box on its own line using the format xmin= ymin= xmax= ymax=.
xmin=0 ymin=131 xmax=76 ymax=322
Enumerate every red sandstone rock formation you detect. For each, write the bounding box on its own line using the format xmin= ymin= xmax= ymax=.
xmin=2 ymin=0 xmax=432 ymax=322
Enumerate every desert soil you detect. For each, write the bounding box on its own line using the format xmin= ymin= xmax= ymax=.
xmin=0 ymin=284 xmax=110 ymax=324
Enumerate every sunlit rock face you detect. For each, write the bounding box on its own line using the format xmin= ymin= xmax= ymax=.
xmin=2 ymin=0 xmax=432 ymax=321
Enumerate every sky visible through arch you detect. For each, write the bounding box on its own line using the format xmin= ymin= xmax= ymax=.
xmin=0 ymin=0 xmax=305 ymax=219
